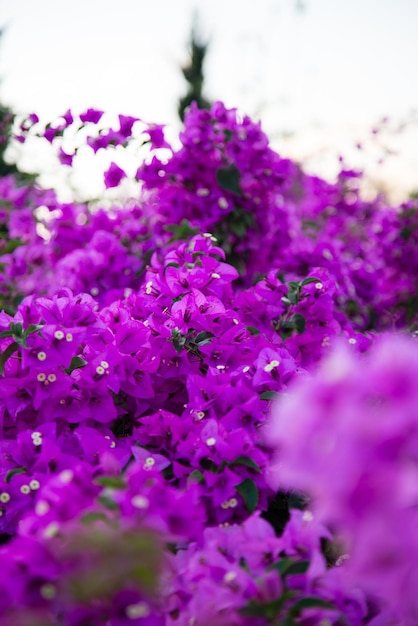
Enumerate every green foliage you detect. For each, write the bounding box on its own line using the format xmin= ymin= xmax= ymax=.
xmin=235 ymin=478 xmax=258 ymax=513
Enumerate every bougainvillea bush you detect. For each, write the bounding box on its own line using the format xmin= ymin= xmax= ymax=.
xmin=0 ymin=102 xmax=417 ymax=625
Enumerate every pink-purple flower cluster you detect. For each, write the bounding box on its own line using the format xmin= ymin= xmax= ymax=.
xmin=0 ymin=100 xmax=416 ymax=624
xmin=267 ymin=335 xmax=418 ymax=625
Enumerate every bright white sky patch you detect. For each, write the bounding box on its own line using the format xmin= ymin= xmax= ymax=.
xmin=0 ymin=0 xmax=417 ymax=198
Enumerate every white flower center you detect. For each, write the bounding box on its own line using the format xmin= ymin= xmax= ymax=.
xmin=35 ymin=500 xmax=50 ymax=516
xmin=264 ymin=359 xmax=279 ymax=373
xmin=126 ymin=603 xmax=150 ymax=618
xmin=40 ymin=584 xmax=56 ymax=600
xmin=131 ymin=495 xmax=149 ymax=509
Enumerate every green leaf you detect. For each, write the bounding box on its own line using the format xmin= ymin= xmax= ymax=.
xmin=246 ymin=326 xmax=260 ymax=336
xmin=1 ymin=238 xmax=23 ymax=255
xmin=5 ymin=467 xmax=27 ymax=483
xmin=95 ymin=476 xmax=125 ymax=489
xmin=280 ymin=314 xmax=306 ymax=334
xmin=230 ymin=220 xmax=247 ymax=237
xmin=289 ymin=596 xmax=335 ymax=617
xmin=97 ymin=494 xmax=119 ymax=511
xmin=10 ymin=322 xmax=23 ymax=335
xmin=288 ymin=491 xmax=309 ymax=510
xmin=65 ymin=356 xmax=87 ymax=375
xmin=187 ymin=469 xmax=205 ymax=485
xmin=230 ymin=455 xmax=261 ymax=472
xmin=164 ymin=219 xmax=199 ymax=241
xmin=171 ymin=329 xmax=186 ymax=353
xmin=286 ymin=291 xmax=299 ymax=305
xmin=259 ymin=391 xmax=278 ymax=401
xmin=240 ymin=600 xmax=282 ymax=619
xmin=200 ymin=458 xmax=222 ymax=473
xmin=240 ymin=592 xmax=297 ymax=621
xmin=279 ymin=618 xmax=297 ymax=626
xmin=0 ymin=330 xmax=14 ymax=339
xmin=216 ymin=164 xmax=243 ymax=195
xmin=300 ymin=276 xmax=320 ymax=287
xmin=253 ymin=273 xmax=266 ymax=284
xmin=268 ymin=558 xmax=310 ymax=577
xmin=163 ymin=262 xmax=180 ymax=273
xmin=0 ymin=341 xmax=19 ymax=376
xmin=291 ymin=313 xmax=306 ymax=334
xmin=162 ymin=464 xmax=174 ymax=480
xmin=80 ymin=511 xmax=110 ymax=525
xmin=235 ymin=478 xmax=258 ymax=513
xmin=195 ymin=331 xmax=215 ymax=346
xmin=24 ymin=323 xmax=44 ymax=335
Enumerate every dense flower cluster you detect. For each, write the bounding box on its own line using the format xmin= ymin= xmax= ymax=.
xmin=0 ymin=101 xmax=416 ymax=624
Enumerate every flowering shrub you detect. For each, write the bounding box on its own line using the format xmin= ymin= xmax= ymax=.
xmin=0 ymin=101 xmax=416 ymax=624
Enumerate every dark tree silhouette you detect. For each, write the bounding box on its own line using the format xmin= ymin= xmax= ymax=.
xmin=0 ymin=29 xmax=19 ymax=177
xmin=0 ymin=103 xmax=18 ymax=178
xmin=178 ymin=25 xmax=212 ymax=122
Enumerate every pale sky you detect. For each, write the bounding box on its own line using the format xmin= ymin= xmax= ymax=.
xmin=1 ymin=0 xmax=417 ymax=199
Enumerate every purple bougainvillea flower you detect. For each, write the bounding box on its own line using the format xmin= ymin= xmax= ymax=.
xmin=79 ymin=108 xmax=104 ymax=124
xmin=104 ymin=162 xmax=127 ymax=188
xmin=61 ymin=109 xmax=74 ymax=127
xmin=58 ymin=147 xmax=75 ymax=166
xmin=144 ymin=124 xmax=171 ymax=150
xmin=118 ymin=114 xmax=140 ymax=138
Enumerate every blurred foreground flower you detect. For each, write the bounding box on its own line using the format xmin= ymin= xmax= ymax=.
xmin=267 ymin=334 xmax=418 ymax=624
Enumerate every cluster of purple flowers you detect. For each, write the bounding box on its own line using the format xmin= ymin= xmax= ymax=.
xmin=267 ymin=335 xmax=418 ymax=625
xmin=0 ymin=101 xmax=416 ymax=624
